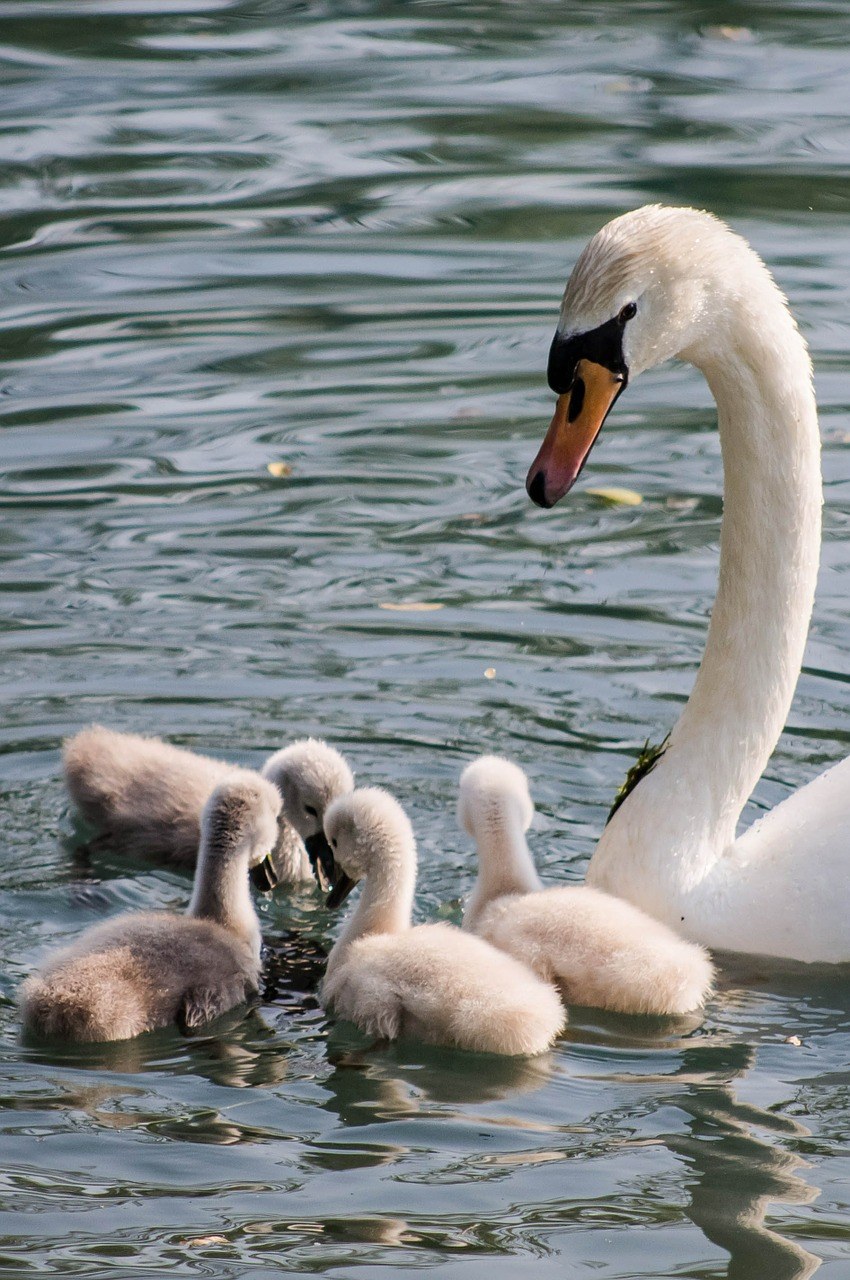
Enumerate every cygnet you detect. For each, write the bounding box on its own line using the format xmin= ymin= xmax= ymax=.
xmin=321 ymin=788 xmax=565 ymax=1056
xmin=63 ymin=725 xmax=353 ymax=889
xmin=20 ymin=776 xmax=280 ymax=1042
xmin=459 ymin=757 xmax=714 ymax=1016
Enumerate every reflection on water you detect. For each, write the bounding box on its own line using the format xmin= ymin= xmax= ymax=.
xmin=2 ymin=0 xmax=850 ymax=1275
xmin=322 ymin=1034 xmax=557 ymax=1120
xmin=678 ymin=1089 xmax=821 ymax=1280
xmin=19 ymin=1008 xmax=289 ymax=1090
xmin=660 ymin=1043 xmax=822 ymax=1279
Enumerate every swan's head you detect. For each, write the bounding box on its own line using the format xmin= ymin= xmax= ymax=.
xmin=323 ymin=787 xmax=416 ymax=909
xmin=457 ymin=756 xmax=534 ymax=839
xmin=527 ymin=204 xmax=765 ymax=508
xmin=261 ymin=738 xmax=354 ymax=891
xmin=202 ymin=776 xmax=281 ymax=869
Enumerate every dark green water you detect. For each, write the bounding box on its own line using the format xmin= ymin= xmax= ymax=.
xmin=2 ymin=1 xmax=850 ymax=1276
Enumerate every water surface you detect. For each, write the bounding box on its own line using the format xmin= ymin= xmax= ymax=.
xmin=2 ymin=1 xmax=850 ymax=1276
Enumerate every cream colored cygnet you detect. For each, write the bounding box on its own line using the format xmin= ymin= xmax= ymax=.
xmin=20 ymin=776 xmax=281 ymax=1043
xmin=63 ymin=725 xmax=353 ymax=888
xmin=459 ymin=757 xmax=714 ymax=1016
xmin=321 ymin=787 xmax=565 ymax=1056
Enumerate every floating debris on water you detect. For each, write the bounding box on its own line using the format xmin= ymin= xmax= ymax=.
xmin=586 ymin=486 xmax=643 ymax=506
xmin=607 ymin=735 xmax=670 ymax=824
xmin=666 ymin=495 xmax=699 ymax=512
xmin=379 ymin=601 xmax=444 ymax=612
xmin=706 ymin=24 xmax=754 ymax=41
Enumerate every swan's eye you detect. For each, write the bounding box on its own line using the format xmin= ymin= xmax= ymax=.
xmin=618 ymin=302 xmax=637 ymax=324
xmin=304 ymin=804 xmax=318 ymax=818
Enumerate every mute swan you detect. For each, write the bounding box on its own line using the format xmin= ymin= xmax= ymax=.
xmin=525 ymin=204 xmax=850 ymax=963
xmin=321 ymin=788 xmax=565 ymax=1055
xmin=459 ymin=756 xmax=713 ymax=1014
xmin=20 ymin=776 xmax=280 ymax=1042
xmin=63 ymin=726 xmax=353 ymax=890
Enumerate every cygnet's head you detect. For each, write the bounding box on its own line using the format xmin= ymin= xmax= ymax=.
xmin=261 ymin=738 xmax=354 ymax=889
xmin=201 ymin=776 xmax=281 ymax=869
xmin=526 ymin=204 xmax=780 ymax=509
xmin=323 ymin=787 xmax=416 ymax=909
xmin=457 ymin=756 xmax=534 ymax=839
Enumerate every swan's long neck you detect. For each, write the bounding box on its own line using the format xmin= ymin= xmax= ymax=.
xmin=326 ymin=845 xmax=416 ymax=976
xmin=463 ymin=803 xmax=543 ymax=931
xmin=590 ymin=279 xmax=821 ymax=903
xmin=188 ymin=840 xmax=261 ymax=958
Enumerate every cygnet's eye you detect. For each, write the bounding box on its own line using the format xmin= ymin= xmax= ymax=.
xmin=331 ymin=837 xmax=337 ymax=849
xmin=304 ymin=804 xmax=318 ymax=818
xmin=618 ymin=301 xmax=637 ymax=324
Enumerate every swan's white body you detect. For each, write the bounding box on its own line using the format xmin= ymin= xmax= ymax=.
xmin=543 ymin=206 xmax=848 ymax=962
xmin=20 ymin=777 xmax=280 ymax=1042
xmin=63 ymin=726 xmax=354 ymax=888
xmin=459 ymin=757 xmax=714 ymax=1013
xmin=322 ymin=788 xmax=565 ymax=1055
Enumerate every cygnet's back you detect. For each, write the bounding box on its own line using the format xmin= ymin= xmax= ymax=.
xmin=20 ymin=776 xmax=280 ymax=1042
xmin=459 ymin=757 xmax=714 ymax=1016
xmin=330 ymin=921 xmax=565 ymax=1056
xmin=321 ymin=788 xmax=564 ymax=1056
xmin=63 ymin=725 xmax=283 ymax=864
xmin=63 ymin=726 xmax=351 ymax=885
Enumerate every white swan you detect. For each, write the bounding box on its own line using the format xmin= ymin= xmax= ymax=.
xmin=20 ymin=776 xmax=280 ymax=1042
xmin=63 ymin=726 xmax=353 ymax=889
xmin=525 ymin=204 xmax=850 ymax=963
xmin=321 ymin=788 xmax=565 ymax=1055
xmin=459 ymin=756 xmax=714 ymax=1014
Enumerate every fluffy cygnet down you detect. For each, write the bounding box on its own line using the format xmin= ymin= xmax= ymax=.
xmin=20 ymin=776 xmax=280 ymax=1042
xmin=459 ymin=757 xmax=714 ymax=1016
xmin=63 ymin=725 xmax=353 ymax=888
xmin=321 ymin=788 xmax=565 ymax=1056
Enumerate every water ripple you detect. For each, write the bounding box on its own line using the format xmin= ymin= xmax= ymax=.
xmin=1 ymin=1 xmax=849 ymax=1277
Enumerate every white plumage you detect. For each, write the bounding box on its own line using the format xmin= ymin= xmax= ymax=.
xmin=529 ymin=205 xmax=849 ymax=962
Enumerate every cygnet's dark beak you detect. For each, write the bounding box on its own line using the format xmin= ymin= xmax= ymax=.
xmin=304 ymin=830 xmax=336 ymax=893
xmin=325 ymin=869 xmax=358 ymax=910
xmin=250 ymin=854 xmax=279 ymax=894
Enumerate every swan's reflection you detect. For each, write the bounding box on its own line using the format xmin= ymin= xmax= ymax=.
xmin=666 ymin=1040 xmax=821 ymax=1279
xmin=560 ymin=985 xmax=827 ymax=1280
